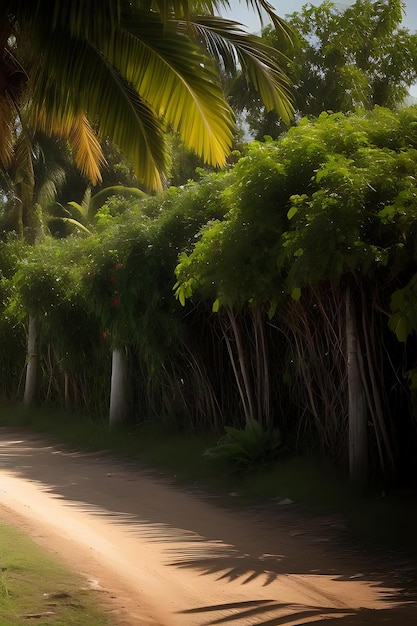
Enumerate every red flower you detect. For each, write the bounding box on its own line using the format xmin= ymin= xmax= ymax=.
xmin=113 ymin=297 xmax=119 ymax=306
xmin=109 ymin=276 xmax=116 ymax=283
xmin=114 ymin=263 xmax=123 ymax=270
xmin=102 ymin=330 xmax=109 ymax=339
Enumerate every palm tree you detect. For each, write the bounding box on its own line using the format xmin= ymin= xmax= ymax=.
xmin=0 ymin=0 xmax=293 ymax=192
xmin=49 ymin=185 xmax=148 ymax=237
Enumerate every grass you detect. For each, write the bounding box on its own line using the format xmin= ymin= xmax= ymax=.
xmin=1 ymin=404 xmax=416 ymax=558
xmin=0 ymin=522 xmax=113 ymax=626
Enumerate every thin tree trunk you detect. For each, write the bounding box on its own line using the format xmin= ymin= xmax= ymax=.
xmin=345 ymin=285 xmax=368 ymax=486
xmin=222 ymin=325 xmax=251 ymax=422
xmin=227 ymin=308 xmax=256 ymax=422
xmin=23 ymin=315 xmax=38 ymax=406
xmin=64 ymin=370 xmax=70 ymax=410
xmin=360 ymin=291 xmax=395 ymax=475
xmin=109 ymin=348 xmax=127 ymax=427
xmin=252 ymin=308 xmax=270 ymax=428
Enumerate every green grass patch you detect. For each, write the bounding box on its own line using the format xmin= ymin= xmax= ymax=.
xmin=0 ymin=522 xmax=112 ymax=626
xmin=1 ymin=405 xmax=416 ymax=557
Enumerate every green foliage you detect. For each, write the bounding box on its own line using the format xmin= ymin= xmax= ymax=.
xmin=8 ymin=239 xmax=104 ymax=378
xmin=175 ymin=140 xmax=292 ymax=309
xmin=74 ymin=175 xmax=229 ymax=353
xmin=389 ymin=274 xmax=417 ymax=343
xmin=238 ymin=0 xmax=417 ymax=139
xmin=175 ymin=108 xmax=417 ymax=310
xmin=0 ymin=238 xmax=27 ymax=399
xmin=204 ymin=418 xmax=283 ymax=469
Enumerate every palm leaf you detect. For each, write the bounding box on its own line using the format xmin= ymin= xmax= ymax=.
xmin=28 ymin=109 xmax=105 ymax=186
xmin=67 ymin=116 xmax=106 ymax=185
xmin=108 ymin=14 xmax=234 ymax=167
xmin=28 ymin=32 xmax=166 ymax=190
xmin=0 ymin=96 xmax=15 ymax=169
xmin=67 ymin=201 xmax=88 ymax=224
xmin=60 ymin=217 xmax=92 ymax=236
xmin=243 ymin=0 xmax=293 ymax=40
xmin=183 ymin=16 xmax=294 ymax=123
xmin=3 ymin=0 xmax=293 ymax=187
xmin=89 ymin=186 xmax=147 ymax=219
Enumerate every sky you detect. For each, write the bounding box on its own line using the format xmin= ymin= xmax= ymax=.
xmin=224 ymin=1 xmax=416 ymax=33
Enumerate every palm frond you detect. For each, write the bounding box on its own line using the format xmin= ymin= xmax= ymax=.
xmin=2 ymin=0 xmax=293 ymax=189
xmin=0 ymin=96 xmax=15 ymax=168
xmin=183 ymin=16 xmax=294 ymax=122
xmin=60 ymin=217 xmax=92 ymax=236
xmin=67 ymin=201 xmax=87 ymax=223
xmin=26 ymin=102 xmax=106 ymax=186
xmin=109 ymin=15 xmax=234 ymax=166
xmin=243 ymin=0 xmax=293 ymax=40
xmin=35 ymin=172 xmax=65 ymax=207
xmin=4 ymin=0 xmax=124 ymax=38
xmin=89 ymin=186 xmax=147 ymax=219
xmin=28 ymin=33 xmax=166 ymax=190
xmin=67 ymin=116 xmax=105 ymax=185
xmin=31 ymin=133 xmax=69 ymax=206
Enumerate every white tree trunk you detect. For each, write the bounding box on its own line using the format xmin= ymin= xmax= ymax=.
xmin=23 ymin=315 xmax=38 ymax=406
xmin=109 ymin=348 xmax=127 ymax=427
xmin=345 ymin=285 xmax=368 ymax=486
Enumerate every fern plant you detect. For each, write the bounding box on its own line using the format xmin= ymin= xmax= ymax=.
xmin=204 ymin=417 xmax=283 ymax=469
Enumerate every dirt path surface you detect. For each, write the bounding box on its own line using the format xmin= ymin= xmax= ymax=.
xmin=0 ymin=428 xmax=416 ymax=626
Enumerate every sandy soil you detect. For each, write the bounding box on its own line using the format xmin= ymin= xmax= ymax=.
xmin=0 ymin=428 xmax=415 ymax=626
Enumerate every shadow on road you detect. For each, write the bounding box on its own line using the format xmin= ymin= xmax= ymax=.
xmin=0 ymin=429 xmax=416 ymax=625
xmin=178 ymin=600 xmax=417 ymax=625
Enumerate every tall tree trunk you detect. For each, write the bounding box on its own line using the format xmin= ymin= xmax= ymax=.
xmin=345 ymin=284 xmax=368 ymax=486
xmin=109 ymin=348 xmax=127 ymax=427
xmin=23 ymin=315 xmax=38 ymax=406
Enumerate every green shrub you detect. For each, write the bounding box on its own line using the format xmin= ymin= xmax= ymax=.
xmin=204 ymin=417 xmax=283 ymax=469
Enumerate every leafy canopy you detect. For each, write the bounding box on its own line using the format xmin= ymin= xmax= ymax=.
xmin=236 ymin=0 xmax=417 ymax=140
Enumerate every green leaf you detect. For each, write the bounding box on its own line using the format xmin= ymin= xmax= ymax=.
xmin=291 ymin=287 xmax=301 ymax=301
xmin=173 ymin=282 xmax=187 ymax=306
xmin=406 ymin=369 xmax=417 ymax=391
xmin=391 ymin=314 xmax=412 ymax=343
xmin=212 ymin=298 xmax=220 ymax=312
xmin=378 ymin=205 xmax=396 ymax=224
xmin=287 ymin=206 xmax=298 ymax=220
xmin=390 ymin=288 xmax=405 ymax=312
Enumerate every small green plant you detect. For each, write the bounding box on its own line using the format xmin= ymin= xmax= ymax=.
xmin=204 ymin=417 xmax=283 ymax=469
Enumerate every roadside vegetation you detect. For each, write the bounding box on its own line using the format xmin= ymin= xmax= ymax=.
xmin=3 ymin=105 xmax=417 ymax=486
xmin=0 ymin=521 xmax=113 ymax=626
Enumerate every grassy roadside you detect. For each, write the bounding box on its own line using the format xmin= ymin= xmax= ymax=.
xmin=0 ymin=522 xmax=113 ymax=626
xmin=1 ymin=405 xmax=416 ymax=558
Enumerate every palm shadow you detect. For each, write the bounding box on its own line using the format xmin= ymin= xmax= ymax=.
xmin=178 ymin=600 xmax=417 ymax=625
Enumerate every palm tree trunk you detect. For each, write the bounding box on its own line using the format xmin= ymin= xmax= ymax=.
xmin=23 ymin=314 xmax=38 ymax=406
xmin=109 ymin=348 xmax=127 ymax=427
xmin=345 ymin=284 xmax=368 ymax=486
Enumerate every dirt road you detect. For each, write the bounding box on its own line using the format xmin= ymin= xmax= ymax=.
xmin=0 ymin=428 xmax=415 ymax=625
